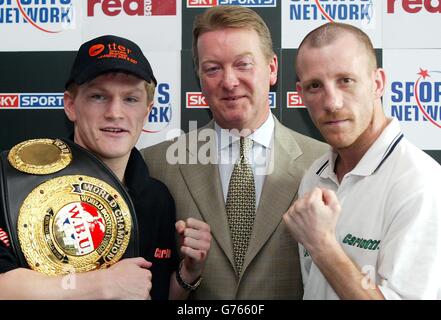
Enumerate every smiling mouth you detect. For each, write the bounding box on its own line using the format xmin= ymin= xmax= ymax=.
xmin=324 ymin=119 xmax=347 ymax=125
xmin=222 ymin=96 xmax=245 ymax=101
xmin=101 ymin=128 xmax=127 ymax=133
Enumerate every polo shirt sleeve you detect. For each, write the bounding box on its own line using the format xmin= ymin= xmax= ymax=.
xmin=377 ymin=174 xmax=441 ymax=299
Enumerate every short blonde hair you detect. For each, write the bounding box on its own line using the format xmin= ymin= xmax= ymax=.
xmin=192 ymin=5 xmax=274 ymax=73
xmin=297 ymin=22 xmax=377 ymax=74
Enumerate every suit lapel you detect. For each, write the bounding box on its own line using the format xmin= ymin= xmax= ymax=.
xmin=178 ymin=121 xmax=236 ymax=269
xmin=242 ymin=119 xmax=305 ymax=275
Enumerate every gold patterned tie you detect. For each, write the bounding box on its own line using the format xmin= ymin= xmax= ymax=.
xmin=226 ymin=137 xmax=256 ymax=276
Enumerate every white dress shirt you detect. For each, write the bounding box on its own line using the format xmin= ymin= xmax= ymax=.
xmin=215 ymin=114 xmax=274 ymax=207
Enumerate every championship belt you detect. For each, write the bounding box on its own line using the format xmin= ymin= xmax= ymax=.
xmin=0 ymin=138 xmax=139 ymax=275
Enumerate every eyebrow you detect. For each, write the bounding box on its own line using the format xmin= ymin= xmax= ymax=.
xmin=200 ymin=52 xmax=255 ymax=65
xmin=123 ymin=87 xmax=145 ymax=94
xmin=83 ymin=83 xmax=145 ymax=94
xmin=300 ymin=78 xmax=321 ymax=87
xmin=300 ymin=71 xmax=356 ymax=84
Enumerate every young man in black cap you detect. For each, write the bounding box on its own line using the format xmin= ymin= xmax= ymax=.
xmin=0 ymin=35 xmax=211 ymax=299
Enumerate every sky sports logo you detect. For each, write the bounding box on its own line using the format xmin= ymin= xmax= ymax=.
xmin=186 ymin=92 xmax=276 ymax=109
xmin=289 ymin=0 xmax=373 ymax=23
xmin=0 ymin=93 xmax=64 ymax=109
xmin=287 ymin=91 xmax=305 ymax=108
xmin=0 ymin=0 xmax=74 ymax=33
xmin=88 ymin=0 xmax=176 ymax=16
xmin=187 ymin=0 xmax=276 ymax=8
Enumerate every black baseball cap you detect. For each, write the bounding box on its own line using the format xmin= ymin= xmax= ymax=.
xmin=65 ymin=35 xmax=157 ymax=89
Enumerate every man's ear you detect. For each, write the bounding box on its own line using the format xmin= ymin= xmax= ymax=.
xmin=373 ymin=68 xmax=386 ymax=99
xmin=269 ymin=54 xmax=278 ymax=86
xmin=143 ymin=100 xmax=154 ymax=125
xmin=296 ymin=81 xmax=303 ymax=97
xmin=147 ymin=100 xmax=154 ymax=115
xmin=64 ymin=91 xmax=77 ymax=122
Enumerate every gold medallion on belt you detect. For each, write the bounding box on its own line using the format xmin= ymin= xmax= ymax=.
xmin=8 ymin=138 xmax=72 ymax=175
xmin=17 ymin=175 xmax=132 ymax=275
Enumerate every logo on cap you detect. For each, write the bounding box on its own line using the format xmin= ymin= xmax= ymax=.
xmin=89 ymin=44 xmax=105 ymax=57
xmin=89 ymin=41 xmax=138 ymax=65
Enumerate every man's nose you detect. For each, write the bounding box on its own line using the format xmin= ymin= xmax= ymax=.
xmin=221 ymin=68 xmax=240 ymax=91
xmin=323 ymin=85 xmax=343 ymax=113
xmin=104 ymin=98 xmax=124 ymax=119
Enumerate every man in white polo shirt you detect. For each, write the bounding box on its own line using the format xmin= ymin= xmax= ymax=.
xmin=283 ymin=22 xmax=441 ymax=299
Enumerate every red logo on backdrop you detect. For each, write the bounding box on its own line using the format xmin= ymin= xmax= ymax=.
xmin=287 ymin=92 xmax=306 ymax=108
xmin=152 ymin=0 xmax=176 ymax=15
xmin=387 ymin=0 xmax=441 ymax=13
xmin=187 ymin=0 xmax=217 ymax=7
xmin=186 ymin=92 xmax=209 ymax=109
xmin=0 ymin=228 xmax=11 ymax=248
xmin=88 ymin=0 xmax=176 ymax=16
xmin=413 ymin=68 xmax=441 ymax=129
xmin=0 ymin=95 xmax=19 ymax=108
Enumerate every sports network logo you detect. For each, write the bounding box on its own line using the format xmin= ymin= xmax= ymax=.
xmin=0 ymin=0 xmax=75 ymax=33
xmin=288 ymin=0 xmax=374 ymax=23
xmin=143 ymin=83 xmax=173 ymax=134
xmin=390 ymin=68 xmax=441 ymax=129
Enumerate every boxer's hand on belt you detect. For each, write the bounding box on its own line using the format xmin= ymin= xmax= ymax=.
xmin=103 ymin=257 xmax=152 ymax=300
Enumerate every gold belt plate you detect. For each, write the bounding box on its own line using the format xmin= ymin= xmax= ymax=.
xmin=17 ymin=175 xmax=132 ymax=275
xmin=8 ymin=139 xmax=72 ymax=175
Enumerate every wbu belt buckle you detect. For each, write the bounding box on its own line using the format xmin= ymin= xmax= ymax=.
xmin=4 ymin=138 xmax=133 ymax=275
xmin=17 ymin=175 xmax=132 ymax=275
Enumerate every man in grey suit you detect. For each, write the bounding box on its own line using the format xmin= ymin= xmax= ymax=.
xmin=142 ymin=6 xmax=327 ymax=299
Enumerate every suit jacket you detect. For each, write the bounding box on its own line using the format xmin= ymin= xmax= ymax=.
xmin=141 ymin=117 xmax=328 ymax=299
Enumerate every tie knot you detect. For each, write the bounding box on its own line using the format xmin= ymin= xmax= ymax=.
xmin=240 ymin=137 xmax=253 ymax=158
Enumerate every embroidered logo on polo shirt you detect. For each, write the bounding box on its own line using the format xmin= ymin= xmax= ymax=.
xmin=154 ymin=248 xmax=171 ymax=259
xmin=343 ymin=233 xmax=381 ymax=251
xmin=0 ymin=228 xmax=10 ymax=248
xmin=303 ymin=248 xmax=310 ymax=258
